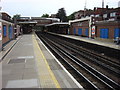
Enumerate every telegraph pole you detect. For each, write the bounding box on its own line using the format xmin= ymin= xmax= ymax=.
xmin=102 ymin=0 xmax=104 ymax=8
xmin=84 ymin=0 xmax=87 ymax=17
xmin=0 ymin=0 xmax=2 ymax=11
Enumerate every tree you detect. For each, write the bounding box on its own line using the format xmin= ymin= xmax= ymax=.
xmin=67 ymin=12 xmax=76 ymax=20
xmin=12 ymin=14 xmax=21 ymax=24
xmin=12 ymin=14 xmax=21 ymax=20
xmin=56 ymin=8 xmax=67 ymax=22
xmin=41 ymin=14 xmax=49 ymax=18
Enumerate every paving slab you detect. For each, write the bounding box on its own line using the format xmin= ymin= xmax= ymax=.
xmin=6 ymin=79 xmax=38 ymax=88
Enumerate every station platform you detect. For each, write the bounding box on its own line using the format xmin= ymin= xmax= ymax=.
xmin=49 ymin=32 xmax=120 ymax=50
xmin=1 ymin=33 xmax=83 ymax=89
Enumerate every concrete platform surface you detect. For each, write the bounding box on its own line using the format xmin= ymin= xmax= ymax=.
xmin=50 ymin=32 xmax=120 ymax=50
xmin=1 ymin=34 xmax=83 ymax=89
xmin=0 ymin=36 xmax=21 ymax=61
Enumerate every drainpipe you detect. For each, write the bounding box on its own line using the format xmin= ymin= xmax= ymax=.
xmin=89 ymin=16 xmax=92 ymax=38
xmin=0 ymin=18 xmax=2 ymax=51
xmin=68 ymin=20 xmax=72 ymax=34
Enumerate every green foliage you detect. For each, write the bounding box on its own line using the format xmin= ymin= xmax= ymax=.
xmin=12 ymin=14 xmax=21 ymax=19
xmin=56 ymin=8 xmax=67 ymax=22
xmin=41 ymin=14 xmax=49 ymax=18
xmin=67 ymin=12 xmax=76 ymax=20
xmin=12 ymin=14 xmax=21 ymax=23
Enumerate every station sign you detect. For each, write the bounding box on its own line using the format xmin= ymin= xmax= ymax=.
xmin=91 ymin=26 xmax=95 ymax=35
xmin=0 ymin=22 xmax=2 ymax=40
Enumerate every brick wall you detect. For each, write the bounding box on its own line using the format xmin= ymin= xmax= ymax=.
xmin=2 ymin=21 xmax=14 ymax=45
xmin=70 ymin=20 xmax=120 ymax=39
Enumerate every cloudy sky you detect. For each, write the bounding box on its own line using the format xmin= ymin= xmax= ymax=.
xmin=0 ymin=0 xmax=119 ymax=17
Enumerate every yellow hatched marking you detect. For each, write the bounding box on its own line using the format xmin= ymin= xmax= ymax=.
xmin=32 ymin=35 xmax=60 ymax=88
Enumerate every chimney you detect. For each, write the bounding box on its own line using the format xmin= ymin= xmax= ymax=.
xmin=94 ymin=7 xmax=96 ymax=11
xmin=106 ymin=5 xmax=108 ymax=9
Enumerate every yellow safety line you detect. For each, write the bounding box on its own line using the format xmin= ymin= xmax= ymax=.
xmin=32 ymin=35 xmax=61 ymax=88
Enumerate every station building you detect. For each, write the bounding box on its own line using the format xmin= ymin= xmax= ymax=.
xmin=69 ymin=17 xmax=91 ymax=37
xmin=0 ymin=12 xmax=14 ymax=45
xmin=69 ymin=7 xmax=120 ymax=41
xmin=46 ymin=22 xmax=69 ymax=34
xmin=0 ymin=12 xmax=22 ymax=50
xmin=31 ymin=17 xmax=59 ymax=32
xmin=16 ymin=17 xmax=59 ymax=33
xmin=16 ymin=17 xmax=34 ymax=34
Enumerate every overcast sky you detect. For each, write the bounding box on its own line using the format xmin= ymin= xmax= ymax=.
xmin=0 ymin=0 xmax=119 ymax=17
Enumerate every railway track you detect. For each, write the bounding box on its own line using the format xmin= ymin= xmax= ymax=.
xmin=37 ymin=32 xmax=120 ymax=90
xmin=47 ymin=34 xmax=120 ymax=76
xmin=45 ymin=33 xmax=120 ymax=76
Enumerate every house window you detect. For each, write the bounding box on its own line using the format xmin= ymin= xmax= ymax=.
xmin=3 ymin=25 xmax=7 ymax=37
xmin=110 ymin=12 xmax=116 ymax=17
xmin=90 ymin=15 xmax=94 ymax=17
xmin=103 ymin=14 xmax=107 ymax=18
xmin=95 ymin=14 xmax=100 ymax=17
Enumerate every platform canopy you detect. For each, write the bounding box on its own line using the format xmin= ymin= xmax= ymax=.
xmin=46 ymin=22 xmax=69 ymax=27
xmin=18 ymin=21 xmax=37 ymax=24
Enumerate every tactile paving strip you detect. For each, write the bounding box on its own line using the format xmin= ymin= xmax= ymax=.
xmin=32 ymin=35 xmax=60 ymax=88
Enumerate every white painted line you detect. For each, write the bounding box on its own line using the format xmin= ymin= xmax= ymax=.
xmin=35 ymin=34 xmax=84 ymax=89
xmin=17 ymin=56 xmax=34 ymax=59
xmin=23 ymin=44 xmax=33 ymax=46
